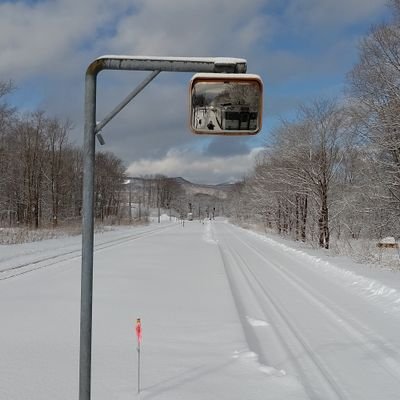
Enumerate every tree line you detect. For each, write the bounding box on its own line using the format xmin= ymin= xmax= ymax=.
xmin=125 ymin=176 xmax=225 ymax=222
xmin=0 ymin=77 xmax=222 ymax=230
xmin=0 ymin=88 xmax=126 ymax=229
xmin=227 ymin=1 xmax=400 ymax=249
xmin=125 ymin=176 xmax=185 ymax=221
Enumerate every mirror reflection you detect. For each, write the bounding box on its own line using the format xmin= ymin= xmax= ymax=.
xmin=190 ymin=77 xmax=262 ymax=135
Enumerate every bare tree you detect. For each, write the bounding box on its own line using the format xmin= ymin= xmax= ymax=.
xmin=43 ymin=118 xmax=73 ymax=227
xmin=241 ymin=99 xmax=349 ymax=249
xmin=95 ymin=151 xmax=126 ymax=223
xmin=347 ymin=9 xmax=400 ymax=226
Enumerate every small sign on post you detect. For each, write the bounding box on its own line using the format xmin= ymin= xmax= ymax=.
xmin=136 ymin=318 xmax=142 ymax=394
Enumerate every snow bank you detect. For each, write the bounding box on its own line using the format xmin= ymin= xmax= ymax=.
xmin=380 ymin=237 xmax=396 ymax=244
xmin=243 ymin=228 xmax=400 ymax=314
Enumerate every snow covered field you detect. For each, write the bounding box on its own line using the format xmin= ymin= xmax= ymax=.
xmin=1 ymin=219 xmax=400 ymax=399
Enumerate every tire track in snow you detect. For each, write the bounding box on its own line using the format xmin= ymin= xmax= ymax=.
xmin=217 ymin=229 xmax=350 ymax=400
xmin=0 ymin=224 xmax=175 ymax=281
xmin=217 ymin=243 xmax=270 ymax=366
xmin=244 ymin=228 xmax=400 ymax=312
xmin=231 ymin=227 xmax=400 ymax=381
xmin=218 ymin=223 xmax=400 ymax=399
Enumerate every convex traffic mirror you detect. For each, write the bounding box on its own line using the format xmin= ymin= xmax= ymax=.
xmin=189 ymin=73 xmax=263 ymax=135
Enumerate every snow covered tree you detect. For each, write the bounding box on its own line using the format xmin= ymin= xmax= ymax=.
xmin=347 ymin=4 xmax=400 ymax=232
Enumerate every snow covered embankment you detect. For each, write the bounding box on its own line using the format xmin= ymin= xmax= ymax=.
xmin=244 ymin=228 xmax=400 ymax=314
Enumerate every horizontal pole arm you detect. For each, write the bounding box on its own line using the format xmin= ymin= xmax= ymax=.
xmin=87 ymin=56 xmax=247 ymax=76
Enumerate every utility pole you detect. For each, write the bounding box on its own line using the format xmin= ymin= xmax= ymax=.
xmin=128 ymin=179 xmax=132 ymax=223
xmin=79 ymin=55 xmax=247 ymax=400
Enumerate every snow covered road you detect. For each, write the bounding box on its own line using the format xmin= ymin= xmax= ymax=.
xmin=1 ymin=220 xmax=400 ymax=399
xmin=215 ymin=222 xmax=400 ymax=399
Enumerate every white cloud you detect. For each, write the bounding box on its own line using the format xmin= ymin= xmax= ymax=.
xmin=104 ymin=0 xmax=270 ymax=56
xmin=0 ymin=0 xmax=391 ymax=183
xmin=0 ymin=0 xmax=388 ymax=83
xmin=126 ymin=147 xmax=263 ymax=184
xmin=0 ymin=0 xmax=131 ymax=79
xmin=283 ymin=0 xmax=387 ymax=30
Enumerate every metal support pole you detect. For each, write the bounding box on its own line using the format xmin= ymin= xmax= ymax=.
xmin=129 ymin=179 xmax=132 ymax=222
xmin=79 ymin=55 xmax=247 ymax=400
xmin=137 ymin=344 xmax=141 ymax=394
xmin=79 ymin=70 xmax=97 ymax=400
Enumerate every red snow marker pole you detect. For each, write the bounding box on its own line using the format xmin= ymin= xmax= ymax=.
xmin=136 ymin=318 xmax=142 ymax=345
xmin=136 ymin=318 xmax=142 ymax=393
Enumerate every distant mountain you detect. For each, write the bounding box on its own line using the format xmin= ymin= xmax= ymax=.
xmin=170 ymin=177 xmax=237 ymax=199
xmin=126 ymin=176 xmax=237 ymax=199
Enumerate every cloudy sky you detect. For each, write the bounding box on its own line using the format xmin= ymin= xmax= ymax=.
xmin=0 ymin=0 xmax=391 ymax=184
